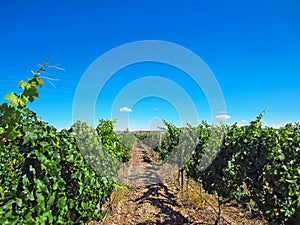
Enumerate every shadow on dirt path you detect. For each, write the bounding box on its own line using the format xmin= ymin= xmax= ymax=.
xmin=135 ymin=182 xmax=189 ymax=225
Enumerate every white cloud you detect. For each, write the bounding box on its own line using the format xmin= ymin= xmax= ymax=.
xmin=215 ymin=114 xmax=231 ymax=120
xmin=241 ymin=120 xmax=247 ymax=123
xmin=119 ymin=106 xmax=132 ymax=112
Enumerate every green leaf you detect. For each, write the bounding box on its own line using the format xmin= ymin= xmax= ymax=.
xmin=47 ymin=193 xmax=56 ymax=207
xmin=19 ymin=80 xmax=30 ymax=90
xmin=23 ymin=130 xmax=38 ymax=144
xmin=4 ymin=92 xmax=18 ymax=107
xmin=23 ymin=87 xmax=39 ymax=102
xmin=57 ymin=196 xmax=66 ymax=209
xmin=36 ymin=193 xmax=45 ymax=207
xmin=35 ymin=76 xmax=44 ymax=87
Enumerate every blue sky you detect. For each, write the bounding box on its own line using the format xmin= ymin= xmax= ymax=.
xmin=0 ymin=0 xmax=299 ymax=130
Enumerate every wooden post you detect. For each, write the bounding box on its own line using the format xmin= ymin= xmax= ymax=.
xmin=181 ymin=169 xmax=184 ymax=189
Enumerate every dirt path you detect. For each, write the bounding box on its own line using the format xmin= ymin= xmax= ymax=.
xmin=117 ymin=140 xmax=175 ymax=187
xmin=101 ymin=140 xmax=264 ymax=225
